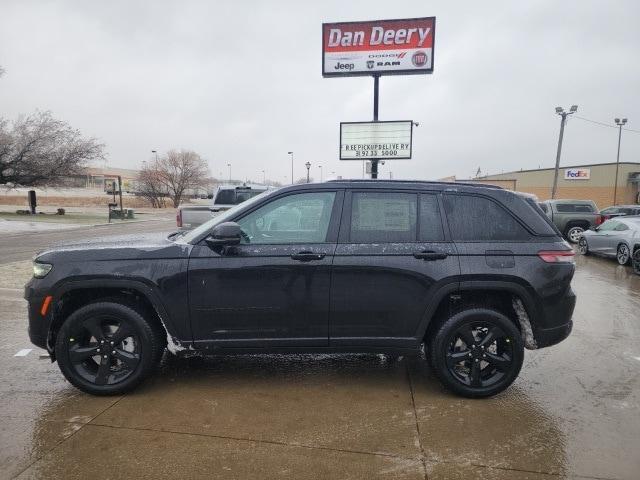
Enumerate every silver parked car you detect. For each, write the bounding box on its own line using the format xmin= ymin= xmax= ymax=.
xmin=578 ymin=217 xmax=640 ymax=268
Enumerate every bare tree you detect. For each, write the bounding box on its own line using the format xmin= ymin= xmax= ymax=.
xmin=136 ymin=149 xmax=209 ymax=208
xmin=0 ymin=111 xmax=104 ymax=186
xmin=0 ymin=65 xmax=5 ymax=77
xmin=136 ymin=163 xmax=167 ymax=208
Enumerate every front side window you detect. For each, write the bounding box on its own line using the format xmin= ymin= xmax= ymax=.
xmin=444 ymin=194 xmax=530 ymax=241
xmin=597 ymin=220 xmax=618 ymax=231
xmin=350 ymin=192 xmax=417 ymax=243
xmin=237 ymin=192 xmax=336 ymax=244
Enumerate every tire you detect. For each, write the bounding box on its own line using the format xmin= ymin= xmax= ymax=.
xmin=616 ymin=244 xmax=630 ymax=266
xmin=633 ymin=249 xmax=640 ymax=275
xmin=578 ymin=237 xmax=589 ymax=255
xmin=565 ymin=225 xmax=586 ymax=244
xmin=428 ymin=308 xmax=524 ymax=398
xmin=55 ymin=301 xmax=164 ymax=395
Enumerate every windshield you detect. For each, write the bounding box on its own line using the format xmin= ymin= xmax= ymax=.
xmin=177 ymin=189 xmax=274 ymax=244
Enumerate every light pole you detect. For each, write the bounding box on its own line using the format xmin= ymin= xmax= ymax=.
xmin=613 ymin=117 xmax=628 ymax=205
xmin=262 ymin=170 xmax=266 ymax=184
xmin=287 ymin=151 xmax=294 ymax=184
xmin=551 ymin=105 xmax=578 ymax=199
xmin=318 ymin=165 xmax=323 ymax=182
xmin=227 ymin=163 xmax=231 ymax=182
xmin=305 ymin=162 xmax=311 ymax=183
xmin=151 ymin=150 xmax=158 ymax=162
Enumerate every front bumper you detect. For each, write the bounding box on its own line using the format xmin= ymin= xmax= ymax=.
xmin=24 ymin=281 xmax=51 ymax=350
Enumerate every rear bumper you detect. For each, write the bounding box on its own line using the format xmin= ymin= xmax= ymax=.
xmin=535 ymin=320 xmax=573 ymax=348
xmin=534 ymin=287 xmax=576 ymax=348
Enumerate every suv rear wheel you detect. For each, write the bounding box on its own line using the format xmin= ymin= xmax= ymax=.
xmin=428 ymin=308 xmax=524 ymax=398
xmin=55 ymin=301 xmax=165 ymax=395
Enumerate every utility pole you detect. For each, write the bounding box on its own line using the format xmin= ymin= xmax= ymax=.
xmin=288 ymin=151 xmax=294 ymax=184
xmin=613 ymin=118 xmax=628 ymax=205
xmin=551 ymin=105 xmax=578 ymax=199
xmin=371 ymin=74 xmax=380 ymax=179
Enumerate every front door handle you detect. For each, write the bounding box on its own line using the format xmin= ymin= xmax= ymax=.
xmin=291 ymin=251 xmax=326 ymax=262
xmin=413 ymin=251 xmax=448 ymax=261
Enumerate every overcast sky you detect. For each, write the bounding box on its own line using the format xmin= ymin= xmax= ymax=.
xmin=1 ymin=0 xmax=639 ymax=183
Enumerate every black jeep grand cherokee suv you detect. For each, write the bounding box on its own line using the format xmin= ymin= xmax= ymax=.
xmin=25 ymin=180 xmax=576 ymax=398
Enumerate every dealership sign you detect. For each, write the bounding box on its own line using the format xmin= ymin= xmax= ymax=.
xmin=323 ymin=17 xmax=435 ymax=77
xmin=564 ymin=168 xmax=591 ymax=180
xmin=340 ymin=121 xmax=412 ymax=160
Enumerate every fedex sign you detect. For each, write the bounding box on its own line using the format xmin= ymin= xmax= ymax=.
xmin=564 ymin=168 xmax=591 ymax=180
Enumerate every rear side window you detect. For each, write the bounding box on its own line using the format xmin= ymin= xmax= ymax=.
xmin=350 ymin=192 xmax=417 ymax=243
xmin=443 ymin=195 xmax=531 ymax=241
xmin=555 ymin=203 xmax=595 ymax=213
xmin=214 ymin=189 xmax=235 ymax=205
xmin=419 ymin=194 xmax=445 ymax=241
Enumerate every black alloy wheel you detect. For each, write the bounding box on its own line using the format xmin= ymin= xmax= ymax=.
xmin=56 ymin=301 xmax=164 ymax=395
xmin=67 ymin=315 xmax=140 ymax=386
xmin=429 ymin=309 xmax=524 ymax=398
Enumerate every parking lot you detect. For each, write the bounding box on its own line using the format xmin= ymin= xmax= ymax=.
xmin=1 ymin=225 xmax=639 ymax=480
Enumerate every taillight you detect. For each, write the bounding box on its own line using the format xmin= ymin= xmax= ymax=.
xmin=538 ymin=250 xmax=576 ymax=263
xmin=176 ymin=209 xmax=182 ymax=228
xmin=595 ymin=215 xmax=605 ymax=226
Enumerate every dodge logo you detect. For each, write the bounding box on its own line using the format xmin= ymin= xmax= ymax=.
xmin=412 ymin=51 xmax=428 ymax=67
xmin=367 ymin=60 xmax=374 ymax=69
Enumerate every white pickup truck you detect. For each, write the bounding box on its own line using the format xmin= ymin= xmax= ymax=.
xmin=177 ymin=184 xmax=270 ymax=230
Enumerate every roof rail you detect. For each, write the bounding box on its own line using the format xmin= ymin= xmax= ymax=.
xmin=325 ymin=179 xmax=504 ymax=190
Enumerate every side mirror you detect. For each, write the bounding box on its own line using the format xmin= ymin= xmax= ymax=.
xmin=205 ymin=222 xmax=242 ymax=246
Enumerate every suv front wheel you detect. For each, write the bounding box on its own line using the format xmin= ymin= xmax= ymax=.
xmin=55 ymin=301 xmax=165 ymax=395
xmin=428 ymin=308 xmax=524 ymax=398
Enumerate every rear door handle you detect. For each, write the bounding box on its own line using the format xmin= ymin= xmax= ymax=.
xmin=291 ymin=251 xmax=326 ymax=262
xmin=413 ymin=251 xmax=448 ymax=261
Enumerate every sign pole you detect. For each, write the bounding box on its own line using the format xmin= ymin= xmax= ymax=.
xmin=371 ymin=74 xmax=380 ymax=179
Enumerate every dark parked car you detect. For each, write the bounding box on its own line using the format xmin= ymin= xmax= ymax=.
xmin=26 ymin=180 xmax=576 ymax=398
xmin=599 ymin=205 xmax=640 ymax=219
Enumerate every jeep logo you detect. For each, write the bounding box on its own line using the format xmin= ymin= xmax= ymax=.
xmin=334 ymin=62 xmax=354 ymax=71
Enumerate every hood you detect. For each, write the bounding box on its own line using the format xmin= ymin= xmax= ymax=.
xmin=35 ymin=232 xmax=191 ymax=263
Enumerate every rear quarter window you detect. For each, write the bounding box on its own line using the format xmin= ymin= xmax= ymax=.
xmin=555 ymin=203 xmax=595 ymax=213
xmin=443 ymin=194 xmax=531 ymax=241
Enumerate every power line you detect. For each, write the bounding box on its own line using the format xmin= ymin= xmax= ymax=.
xmin=573 ymin=115 xmax=640 ymax=134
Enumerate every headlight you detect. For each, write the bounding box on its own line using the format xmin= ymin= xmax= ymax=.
xmin=33 ymin=262 xmax=53 ymax=278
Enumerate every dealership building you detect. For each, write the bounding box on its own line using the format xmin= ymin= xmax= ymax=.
xmin=445 ymin=162 xmax=640 ymax=209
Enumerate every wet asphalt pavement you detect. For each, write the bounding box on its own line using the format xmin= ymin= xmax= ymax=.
xmin=1 ymin=228 xmax=639 ymax=479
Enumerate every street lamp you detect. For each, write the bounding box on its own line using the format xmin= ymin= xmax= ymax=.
xmin=551 ymin=105 xmax=578 ymax=199
xmin=613 ymin=117 xmax=628 ymax=205
xmin=318 ymin=165 xmax=323 ymax=182
xmin=227 ymin=163 xmax=231 ymax=182
xmin=288 ymin=151 xmax=294 ymax=184
xmin=305 ymin=162 xmax=311 ymax=183
xmin=151 ymin=150 xmax=158 ymax=162
xmin=262 ymin=170 xmax=266 ymax=184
